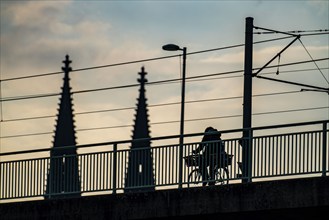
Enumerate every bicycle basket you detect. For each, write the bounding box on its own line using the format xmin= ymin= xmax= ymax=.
xmin=184 ymin=155 xmax=200 ymax=167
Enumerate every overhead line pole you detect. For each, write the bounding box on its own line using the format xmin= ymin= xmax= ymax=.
xmin=242 ymin=17 xmax=254 ymax=183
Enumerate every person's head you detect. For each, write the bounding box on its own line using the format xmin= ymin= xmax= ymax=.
xmin=205 ymin=127 xmax=221 ymax=137
xmin=205 ymin=127 xmax=214 ymax=132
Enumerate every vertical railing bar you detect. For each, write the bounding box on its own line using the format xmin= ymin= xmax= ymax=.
xmin=95 ymin=153 xmax=98 ymax=191
xmin=81 ymin=155 xmax=84 ymax=192
xmin=161 ymin=147 xmax=164 ymax=185
xmin=36 ymin=159 xmax=42 ymax=196
xmin=271 ymin=136 xmax=274 ymax=176
xmin=283 ymin=135 xmax=286 ymax=175
xmin=96 ymin=153 xmax=99 ymax=191
xmin=298 ymin=134 xmax=301 ymax=174
xmin=3 ymin=162 xmax=7 ymax=198
xmin=163 ymin=147 xmax=168 ymax=184
xmin=286 ymin=135 xmax=289 ymax=175
xmin=15 ymin=161 xmax=18 ymax=198
xmin=291 ymin=134 xmax=294 ymax=174
xmin=280 ymin=136 xmax=285 ymax=176
xmin=264 ymin=137 xmax=267 ymax=176
xmin=302 ymin=133 xmax=306 ymax=173
xmin=314 ymin=132 xmax=318 ymax=172
xmin=169 ymin=146 xmax=172 ymax=185
xmin=24 ymin=160 xmax=27 ymax=197
xmin=118 ymin=150 xmax=121 ymax=191
xmin=35 ymin=159 xmax=38 ymax=196
xmin=41 ymin=159 xmax=44 ymax=196
xmin=86 ymin=154 xmax=89 ymax=192
xmin=154 ymin=147 xmax=157 ymax=186
xmin=112 ymin=144 xmax=117 ymax=194
xmin=166 ymin=146 xmax=169 ymax=184
xmin=3 ymin=162 xmax=6 ymax=198
xmin=322 ymin=123 xmax=327 ymax=176
xmin=22 ymin=160 xmax=25 ymax=198
xmin=26 ymin=160 xmax=29 ymax=197
xmin=84 ymin=154 xmax=87 ymax=192
xmin=295 ymin=133 xmax=298 ymax=174
xmin=260 ymin=137 xmax=263 ymax=177
xmin=0 ymin=163 xmax=2 ymax=199
xmin=296 ymin=134 xmax=302 ymax=173
xmin=258 ymin=138 xmax=264 ymax=177
xmin=31 ymin=160 xmax=34 ymax=197
xmin=317 ymin=132 xmax=320 ymax=172
xmin=17 ymin=161 xmax=21 ymax=197
xmin=7 ymin=162 xmax=10 ymax=198
xmin=107 ymin=152 xmax=110 ymax=190
xmin=102 ymin=152 xmax=105 ymax=190
xmin=310 ymin=132 xmax=313 ymax=173
xmin=255 ymin=138 xmax=258 ymax=177
xmin=305 ymin=132 xmax=308 ymax=173
xmin=288 ymin=135 xmax=291 ymax=175
xmin=275 ymin=136 xmax=278 ymax=176
xmin=276 ymin=135 xmax=279 ymax=176
xmin=9 ymin=161 xmax=13 ymax=198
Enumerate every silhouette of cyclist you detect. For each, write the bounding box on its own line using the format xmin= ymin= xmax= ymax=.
xmin=193 ymin=127 xmax=225 ymax=186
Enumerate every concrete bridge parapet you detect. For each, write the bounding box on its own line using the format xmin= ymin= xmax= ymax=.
xmin=1 ymin=176 xmax=328 ymax=219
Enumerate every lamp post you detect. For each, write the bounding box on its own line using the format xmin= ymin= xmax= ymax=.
xmin=162 ymin=44 xmax=187 ymax=188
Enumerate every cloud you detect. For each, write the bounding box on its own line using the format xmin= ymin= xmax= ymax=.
xmin=307 ymin=0 xmax=329 ymax=15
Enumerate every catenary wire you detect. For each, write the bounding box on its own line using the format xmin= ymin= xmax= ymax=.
xmin=1 ymin=57 xmax=328 ymax=103
xmin=1 ymin=33 xmax=324 ymax=83
xmin=0 ymin=90 xmax=304 ymax=123
xmin=1 ymin=106 xmax=328 ymax=139
xmin=298 ymin=39 xmax=329 ymax=85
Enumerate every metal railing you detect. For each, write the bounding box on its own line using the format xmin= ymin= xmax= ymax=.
xmin=0 ymin=120 xmax=328 ymax=201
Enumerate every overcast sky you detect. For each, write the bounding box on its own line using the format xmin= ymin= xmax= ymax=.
xmin=0 ymin=0 xmax=328 ymax=154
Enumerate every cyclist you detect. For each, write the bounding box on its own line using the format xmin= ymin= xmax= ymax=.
xmin=193 ymin=127 xmax=225 ymax=186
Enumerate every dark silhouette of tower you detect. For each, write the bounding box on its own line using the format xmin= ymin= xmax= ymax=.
xmin=45 ymin=55 xmax=81 ymax=199
xmin=125 ymin=67 xmax=155 ymax=192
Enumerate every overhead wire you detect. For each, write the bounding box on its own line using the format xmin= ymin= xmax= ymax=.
xmin=4 ymin=65 xmax=328 ymax=123
xmin=297 ymin=38 xmax=329 ymax=85
xmin=1 ymin=34 xmax=321 ymax=83
xmin=1 ymin=105 xmax=328 ymax=139
xmin=0 ymin=90 xmax=304 ymax=123
xmin=1 ymin=57 xmax=328 ymax=103
xmin=254 ymin=29 xmax=329 ymax=35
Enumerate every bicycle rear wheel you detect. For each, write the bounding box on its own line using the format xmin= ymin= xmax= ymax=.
xmin=188 ymin=169 xmax=202 ymax=187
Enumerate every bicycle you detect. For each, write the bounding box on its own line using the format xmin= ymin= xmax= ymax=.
xmin=184 ymin=153 xmax=233 ymax=186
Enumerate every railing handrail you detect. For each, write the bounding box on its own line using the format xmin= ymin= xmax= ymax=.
xmin=1 ymin=119 xmax=328 ymax=157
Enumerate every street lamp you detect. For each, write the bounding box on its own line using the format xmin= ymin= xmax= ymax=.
xmin=162 ymin=44 xmax=187 ymax=188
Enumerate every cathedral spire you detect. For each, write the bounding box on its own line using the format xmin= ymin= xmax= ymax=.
xmin=125 ymin=67 xmax=155 ymax=192
xmin=45 ymin=55 xmax=80 ymax=198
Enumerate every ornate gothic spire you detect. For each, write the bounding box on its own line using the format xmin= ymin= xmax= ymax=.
xmin=45 ymin=55 xmax=80 ymax=198
xmin=125 ymin=67 xmax=155 ymax=192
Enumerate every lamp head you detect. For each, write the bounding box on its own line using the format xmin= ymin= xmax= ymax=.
xmin=162 ymin=44 xmax=181 ymax=51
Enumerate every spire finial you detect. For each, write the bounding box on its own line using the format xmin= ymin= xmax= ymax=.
xmin=62 ymin=54 xmax=72 ymax=73
xmin=138 ymin=66 xmax=147 ymax=84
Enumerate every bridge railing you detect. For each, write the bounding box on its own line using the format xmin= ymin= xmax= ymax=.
xmin=0 ymin=120 xmax=328 ymax=201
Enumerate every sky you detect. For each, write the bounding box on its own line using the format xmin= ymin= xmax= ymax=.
xmin=0 ymin=0 xmax=328 ymax=155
